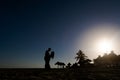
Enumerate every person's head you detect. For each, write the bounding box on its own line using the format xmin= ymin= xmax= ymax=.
xmin=48 ymin=48 xmax=51 ymax=51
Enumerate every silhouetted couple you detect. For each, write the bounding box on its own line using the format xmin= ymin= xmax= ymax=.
xmin=44 ymin=48 xmax=54 ymax=69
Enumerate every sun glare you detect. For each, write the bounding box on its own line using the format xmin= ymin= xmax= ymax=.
xmin=97 ymin=39 xmax=113 ymax=53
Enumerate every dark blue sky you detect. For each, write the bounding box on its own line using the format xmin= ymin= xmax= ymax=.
xmin=0 ymin=0 xmax=120 ymax=68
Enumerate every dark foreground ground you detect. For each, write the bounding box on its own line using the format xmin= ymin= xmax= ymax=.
xmin=0 ymin=67 xmax=120 ymax=80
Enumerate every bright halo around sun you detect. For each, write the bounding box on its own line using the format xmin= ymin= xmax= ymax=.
xmin=97 ymin=38 xmax=113 ymax=53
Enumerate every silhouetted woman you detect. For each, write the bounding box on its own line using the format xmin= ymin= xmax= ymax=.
xmin=44 ymin=48 xmax=54 ymax=69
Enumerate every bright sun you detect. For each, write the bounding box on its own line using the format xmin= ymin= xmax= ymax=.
xmin=97 ymin=38 xmax=113 ymax=53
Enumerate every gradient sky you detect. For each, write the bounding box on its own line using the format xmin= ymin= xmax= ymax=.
xmin=1 ymin=0 xmax=120 ymax=68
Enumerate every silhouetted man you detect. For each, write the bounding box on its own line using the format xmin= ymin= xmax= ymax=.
xmin=44 ymin=48 xmax=54 ymax=69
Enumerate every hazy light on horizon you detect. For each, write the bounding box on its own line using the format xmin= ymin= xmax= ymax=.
xmin=76 ymin=24 xmax=120 ymax=59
